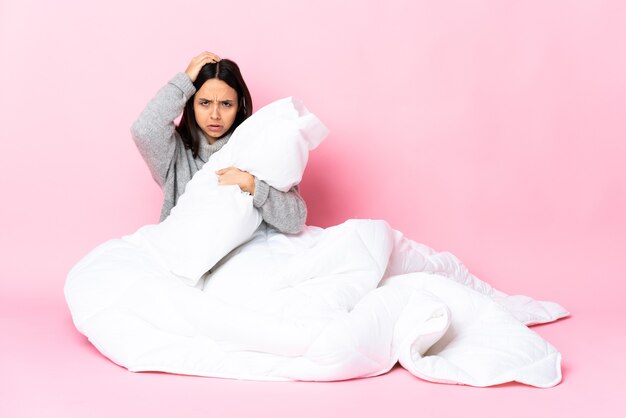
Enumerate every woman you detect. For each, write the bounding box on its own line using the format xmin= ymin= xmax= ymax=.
xmin=131 ymin=52 xmax=307 ymax=233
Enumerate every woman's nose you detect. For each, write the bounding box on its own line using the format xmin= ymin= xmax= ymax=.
xmin=210 ymin=105 xmax=220 ymax=120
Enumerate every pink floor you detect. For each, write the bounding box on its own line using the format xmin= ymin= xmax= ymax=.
xmin=2 ymin=290 xmax=624 ymax=418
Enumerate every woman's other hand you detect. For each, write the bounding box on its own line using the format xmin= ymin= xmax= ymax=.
xmin=185 ymin=52 xmax=221 ymax=82
xmin=216 ymin=167 xmax=256 ymax=195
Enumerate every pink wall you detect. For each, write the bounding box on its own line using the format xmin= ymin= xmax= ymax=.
xmin=1 ymin=0 xmax=624 ymax=312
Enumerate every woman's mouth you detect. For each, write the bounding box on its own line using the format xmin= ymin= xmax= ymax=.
xmin=207 ymin=124 xmax=223 ymax=132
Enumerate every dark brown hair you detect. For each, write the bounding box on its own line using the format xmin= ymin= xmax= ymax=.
xmin=176 ymin=59 xmax=253 ymax=157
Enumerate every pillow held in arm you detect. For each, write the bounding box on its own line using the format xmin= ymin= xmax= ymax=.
xmin=126 ymin=97 xmax=329 ymax=286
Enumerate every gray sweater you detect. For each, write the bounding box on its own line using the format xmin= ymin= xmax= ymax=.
xmin=131 ymin=73 xmax=307 ymax=233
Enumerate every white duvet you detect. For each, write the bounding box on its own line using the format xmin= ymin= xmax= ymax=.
xmin=65 ymin=98 xmax=568 ymax=387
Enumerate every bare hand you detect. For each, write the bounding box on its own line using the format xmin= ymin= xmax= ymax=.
xmin=185 ymin=51 xmax=221 ymax=82
xmin=216 ymin=167 xmax=255 ymax=195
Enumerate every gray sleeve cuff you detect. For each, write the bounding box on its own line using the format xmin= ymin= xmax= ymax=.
xmin=169 ymin=73 xmax=196 ymax=100
xmin=253 ymin=178 xmax=270 ymax=208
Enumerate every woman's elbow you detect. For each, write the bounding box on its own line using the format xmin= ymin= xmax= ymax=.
xmin=130 ymin=119 xmax=149 ymax=144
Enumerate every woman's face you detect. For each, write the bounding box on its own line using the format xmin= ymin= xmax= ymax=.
xmin=194 ymin=78 xmax=239 ymax=142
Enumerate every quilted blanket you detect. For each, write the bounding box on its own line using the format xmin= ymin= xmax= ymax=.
xmin=65 ymin=98 xmax=568 ymax=387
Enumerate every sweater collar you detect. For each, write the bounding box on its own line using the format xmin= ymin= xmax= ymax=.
xmin=197 ymin=130 xmax=231 ymax=162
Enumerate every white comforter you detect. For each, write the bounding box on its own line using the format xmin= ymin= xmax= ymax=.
xmin=65 ymin=98 xmax=568 ymax=387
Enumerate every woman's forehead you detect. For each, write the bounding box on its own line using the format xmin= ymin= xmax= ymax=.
xmin=197 ymin=78 xmax=238 ymax=99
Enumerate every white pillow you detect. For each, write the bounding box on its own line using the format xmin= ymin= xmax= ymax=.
xmin=214 ymin=96 xmax=328 ymax=191
xmin=124 ymin=97 xmax=329 ymax=286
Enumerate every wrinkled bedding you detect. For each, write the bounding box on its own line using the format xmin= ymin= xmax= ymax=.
xmin=65 ymin=98 xmax=568 ymax=387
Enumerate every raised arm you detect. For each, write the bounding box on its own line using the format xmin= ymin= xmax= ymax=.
xmin=130 ymin=73 xmax=194 ymax=186
xmin=131 ymin=52 xmax=221 ymax=186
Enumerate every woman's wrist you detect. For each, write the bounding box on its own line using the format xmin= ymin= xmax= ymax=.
xmin=246 ymin=174 xmax=256 ymax=195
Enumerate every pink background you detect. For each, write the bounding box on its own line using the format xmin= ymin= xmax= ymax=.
xmin=1 ymin=0 xmax=625 ymax=417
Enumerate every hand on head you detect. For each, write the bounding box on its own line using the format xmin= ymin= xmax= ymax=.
xmin=185 ymin=52 xmax=221 ymax=82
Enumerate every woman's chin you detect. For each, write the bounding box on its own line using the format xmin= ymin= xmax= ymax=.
xmin=203 ymin=130 xmax=226 ymax=142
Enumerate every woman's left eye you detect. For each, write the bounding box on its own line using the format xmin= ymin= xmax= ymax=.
xmin=222 ymin=102 xmax=233 ymax=108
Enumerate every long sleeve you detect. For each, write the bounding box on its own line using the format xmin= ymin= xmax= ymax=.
xmin=253 ymin=179 xmax=307 ymax=234
xmin=130 ymin=73 xmax=196 ymax=187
